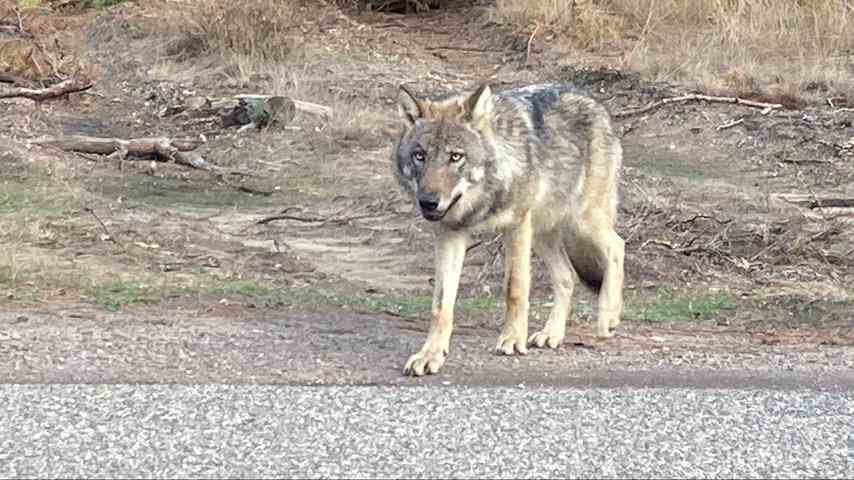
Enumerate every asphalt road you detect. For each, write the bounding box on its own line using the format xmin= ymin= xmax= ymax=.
xmin=1 ymin=384 xmax=852 ymax=479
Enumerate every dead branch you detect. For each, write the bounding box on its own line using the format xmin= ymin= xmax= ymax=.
xmin=82 ymin=207 xmax=115 ymax=243
xmin=424 ymin=45 xmax=503 ymax=54
xmin=0 ymin=77 xmax=93 ymax=102
xmin=256 ymin=211 xmax=374 ymax=226
xmin=525 ymin=21 xmax=542 ymax=64
xmin=257 ymin=213 xmax=327 ymax=225
xmin=717 ymin=118 xmax=744 ymax=130
xmin=614 ymin=93 xmax=783 ymax=119
xmin=31 ymin=135 xmax=230 ymax=175
xmin=667 ymin=214 xmax=732 ymax=228
xmin=14 ymin=6 xmax=23 ymax=34
xmin=771 ymin=193 xmax=854 ymax=209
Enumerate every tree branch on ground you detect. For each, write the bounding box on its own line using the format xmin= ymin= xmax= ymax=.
xmin=30 ymin=135 xmax=271 ymax=195
xmin=615 ymin=93 xmax=784 ymax=118
xmin=771 ymin=193 xmax=854 ymax=209
xmin=0 ymin=77 xmax=93 ymax=102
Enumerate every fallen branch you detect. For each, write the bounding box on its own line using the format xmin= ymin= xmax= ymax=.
xmin=424 ymin=45 xmax=503 ymax=54
xmin=30 ymin=135 xmax=225 ymax=172
xmin=82 ymin=207 xmax=115 ymax=243
xmin=525 ymin=21 xmax=542 ymax=64
xmin=615 ymin=93 xmax=783 ymax=119
xmin=717 ymin=118 xmax=744 ymax=130
xmin=32 ymin=134 xmax=273 ymax=195
xmin=771 ymin=193 xmax=854 ymax=209
xmin=0 ymin=77 xmax=93 ymax=102
xmin=31 ymin=134 xmax=250 ymax=184
xmin=14 ymin=6 xmax=23 ymax=34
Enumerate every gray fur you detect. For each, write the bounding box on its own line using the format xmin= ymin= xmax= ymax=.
xmin=393 ymin=82 xmax=626 ymax=375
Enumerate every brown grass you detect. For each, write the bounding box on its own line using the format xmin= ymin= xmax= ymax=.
xmin=494 ymin=0 xmax=854 ymax=102
xmin=182 ymin=0 xmax=301 ymax=62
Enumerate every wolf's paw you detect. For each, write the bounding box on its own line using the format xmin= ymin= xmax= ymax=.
xmin=495 ymin=332 xmax=528 ymax=356
xmin=403 ymin=349 xmax=446 ymax=376
xmin=595 ymin=328 xmax=615 ymax=340
xmin=528 ymin=329 xmax=564 ymax=349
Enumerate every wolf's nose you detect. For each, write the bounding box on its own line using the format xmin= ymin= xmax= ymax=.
xmin=419 ymin=198 xmax=440 ymax=212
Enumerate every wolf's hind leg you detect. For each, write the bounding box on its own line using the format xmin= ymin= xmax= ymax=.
xmin=403 ymin=230 xmax=467 ymax=376
xmin=528 ymin=232 xmax=575 ymax=349
xmin=570 ymin=220 xmax=624 ymax=339
xmin=495 ymin=210 xmax=532 ymax=355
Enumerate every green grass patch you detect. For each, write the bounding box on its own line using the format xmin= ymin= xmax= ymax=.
xmin=17 ymin=0 xmax=41 ymax=8
xmin=85 ymin=281 xmax=161 ymax=312
xmin=81 ymin=276 xmax=499 ymax=319
xmin=0 ymin=181 xmax=79 ymax=218
xmin=333 ymin=292 xmax=498 ymax=318
xmin=638 ymin=289 xmax=737 ymax=323
xmin=85 ymin=174 xmax=281 ymax=211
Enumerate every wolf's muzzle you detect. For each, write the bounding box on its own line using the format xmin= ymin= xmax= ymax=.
xmin=418 ymin=193 xmax=462 ymax=221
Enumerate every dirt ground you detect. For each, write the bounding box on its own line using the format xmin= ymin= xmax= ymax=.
xmin=1 ymin=1 xmax=853 ymax=383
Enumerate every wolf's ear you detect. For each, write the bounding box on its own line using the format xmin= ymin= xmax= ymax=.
xmin=398 ymin=85 xmax=422 ymax=127
xmin=465 ymin=83 xmax=494 ymax=125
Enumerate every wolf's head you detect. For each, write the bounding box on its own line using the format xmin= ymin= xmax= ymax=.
xmin=392 ymin=84 xmax=495 ymax=223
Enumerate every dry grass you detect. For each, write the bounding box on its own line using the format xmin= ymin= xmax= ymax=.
xmin=181 ymin=0 xmax=301 ymax=62
xmin=494 ymin=0 xmax=854 ymax=102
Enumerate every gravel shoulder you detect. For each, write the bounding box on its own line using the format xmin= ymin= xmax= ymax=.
xmin=2 ymin=310 xmax=852 ymax=390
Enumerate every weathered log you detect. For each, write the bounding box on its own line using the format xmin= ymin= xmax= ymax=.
xmin=31 ymin=135 xmax=223 ymax=174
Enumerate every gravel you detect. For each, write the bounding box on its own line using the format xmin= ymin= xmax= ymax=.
xmin=1 ymin=385 xmax=852 ymax=479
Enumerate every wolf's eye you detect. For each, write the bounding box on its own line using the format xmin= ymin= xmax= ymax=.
xmin=412 ymin=151 xmax=425 ymax=163
xmin=449 ymin=152 xmax=465 ymax=163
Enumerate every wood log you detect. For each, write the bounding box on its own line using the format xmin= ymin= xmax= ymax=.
xmin=31 ymin=135 xmax=224 ymax=174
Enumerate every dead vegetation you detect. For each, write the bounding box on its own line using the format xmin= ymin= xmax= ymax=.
xmin=180 ymin=0 xmax=301 ymax=62
xmin=493 ymin=0 xmax=854 ymax=104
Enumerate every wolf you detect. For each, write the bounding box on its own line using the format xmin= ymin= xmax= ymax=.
xmin=391 ymin=82 xmax=625 ymax=376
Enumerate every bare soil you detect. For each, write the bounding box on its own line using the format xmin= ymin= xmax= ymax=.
xmin=1 ymin=1 xmax=852 ymax=383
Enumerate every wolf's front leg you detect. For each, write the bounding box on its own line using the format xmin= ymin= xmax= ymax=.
xmin=403 ymin=231 xmax=467 ymax=376
xmin=496 ymin=210 xmax=532 ymax=355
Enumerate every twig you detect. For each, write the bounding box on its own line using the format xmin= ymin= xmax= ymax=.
xmin=218 ymin=176 xmax=273 ymax=196
xmin=614 ymin=93 xmax=784 ymax=119
xmin=668 ymin=214 xmax=732 ymax=227
xmin=424 ymin=45 xmax=503 ymax=54
xmin=717 ymin=118 xmax=744 ymax=131
xmin=14 ymin=6 xmax=23 ymax=34
xmin=771 ymin=194 xmax=854 ymax=209
xmin=82 ymin=207 xmax=115 ymax=243
xmin=256 ymin=211 xmax=374 ymax=225
xmin=525 ymin=22 xmax=542 ymax=64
